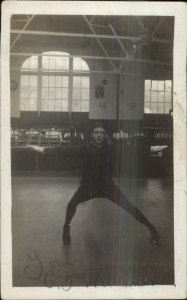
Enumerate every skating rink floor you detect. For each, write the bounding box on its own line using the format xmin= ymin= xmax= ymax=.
xmin=12 ymin=176 xmax=174 ymax=287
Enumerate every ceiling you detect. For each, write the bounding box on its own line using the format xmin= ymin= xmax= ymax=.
xmin=10 ymin=15 xmax=174 ymax=73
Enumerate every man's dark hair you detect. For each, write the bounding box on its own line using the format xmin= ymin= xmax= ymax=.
xmin=92 ymin=121 xmax=106 ymax=132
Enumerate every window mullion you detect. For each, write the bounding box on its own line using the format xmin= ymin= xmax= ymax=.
xmin=37 ymin=56 xmax=42 ymax=113
xmin=69 ymin=57 xmax=73 ymax=114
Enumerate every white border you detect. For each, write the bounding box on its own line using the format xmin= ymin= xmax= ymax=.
xmin=1 ymin=1 xmax=187 ymax=299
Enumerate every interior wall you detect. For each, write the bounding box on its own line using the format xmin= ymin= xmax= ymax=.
xmin=119 ymin=74 xmax=144 ymax=120
xmin=89 ymin=73 xmax=117 ymax=120
xmin=10 ymin=70 xmax=21 ymax=118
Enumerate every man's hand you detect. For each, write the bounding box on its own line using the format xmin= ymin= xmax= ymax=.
xmin=26 ymin=145 xmax=47 ymax=154
xmin=150 ymin=145 xmax=168 ymax=153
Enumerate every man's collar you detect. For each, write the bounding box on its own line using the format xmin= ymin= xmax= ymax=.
xmin=92 ymin=141 xmax=106 ymax=149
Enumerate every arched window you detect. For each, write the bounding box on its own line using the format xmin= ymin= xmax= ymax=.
xmin=20 ymin=51 xmax=90 ymax=112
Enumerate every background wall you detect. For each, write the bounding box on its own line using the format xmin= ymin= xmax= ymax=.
xmin=10 ymin=70 xmax=21 ymax=118
xmin=89 ymin=73 xmax=117 ymax=120
xmin=119 ymin=74 xmax=144 ymax=120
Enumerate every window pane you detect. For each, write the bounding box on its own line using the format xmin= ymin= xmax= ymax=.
xmin=73 ymin=58 xmax=82 ymax=71
xmin=145 ymin=80 xmax=151 ymax=91
xmin=48 ymin=88 xmax=55 ymax=99
xmin=73 ymin=88 xmax=81 ymax=99
xmin=151 ymin=91 xmax=157 ymax=102
xmin=42 ymin=76 xmax=48 ymax=87
xmin=62 ymin=101 xmax=68 ymax=111
xmin=82 ymin=77 xmax=89 ymax=88
xmin=62 ymin=76 xmax=69 ymax=87
xmin=56 ymin=58 xmax=69 ymax=71
xmin=158 ymin=91 xmax=164 ymax=102
xmin=20 ymin=99 xmax=29 ymax=110
xmin=56 ymin=88 xmax=61 ymax=100
xmin=56 ymin=77 xmax=62 ymax=87
xmin=72 ymin=100 xmax=81 ymax=111
xmin=151 ymin=81 xmax=158 ymax=90
xmin=48 ymin=59 xmax=55 ymax=70
xmin=41 ymin=101 xmax=48 ymax=111
xmin=62 ymin=88 xmax=68 ymax=99
xmin=165 ymin=92 xmax=172 ymax=102
xmin=151 ymin=103 xmax=157 ymax=113
xmin=42 ymin=56 xmax=49 ymax=70
xmin=29 ymin=99 xmax=37 ymax=110
xmin=54 ymin=101 xmax=61 ymax=111
xmin=22 ymin=59 xmax=30 ymax=70
xmin=42 ymin=88 xmax=49 ymax=99
xmin=73 ymin=76 xmax=81 ymax=87
xmin=30 ymin=76 xmax=37 ymax=87
xmin=165 ymin=103 xmax=172 ymax=114
xmin=49 ymin=76 xmax=55 ymax=87
xmin=165 ymin=80 xmax=172 ymax=92
xmin=21 ymin=75 xmax=29 ymax=86
xmin=29 ymin=87 xmax=37 ymax=99
xmin=81 ymin=101 xmax=89 ymax=112
xmin=144 ymin=102 xmax=151 ymax=113
xmin=49 ymin=100 xmax=55 ymax=111
xmin=81 ymin=89 xmax=89 ymax=100
xmin=29 ymin=56 xmax=38 ymax=70
xmin=158 ymin=103 xmax=165 ymax=114
xmin=158 ymin=81 xmax=164 ymax=91
xmin=55 ymin=76 xmax=69 ymax=87
xmin=144 ymin=91 xmax=150 ymax=102
xmin=21 ymin=87 xmax=30 ymax=98
xmin=73 ymin=58 xmax=89 ymax=71
xmin=22 ymin=56 xmax=38 ymax=70
xmin=42 ymin=52 xmax=69 ymax=71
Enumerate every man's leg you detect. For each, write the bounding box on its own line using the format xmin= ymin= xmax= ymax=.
xmin=63 ymin=184 xmax=91 ymax=244
xmin=106 ymin=180 xmax=160 ymax=244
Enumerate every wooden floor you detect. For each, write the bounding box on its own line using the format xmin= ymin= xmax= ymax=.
xmin=12 ymin=176 xmax=174 ymax=287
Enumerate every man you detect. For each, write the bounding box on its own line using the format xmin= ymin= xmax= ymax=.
xmin=62 ymin=122 xmax=160 ymax=245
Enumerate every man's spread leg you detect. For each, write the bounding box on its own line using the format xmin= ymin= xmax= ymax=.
xmin=106 ymin=181 xmax=161 ymax=245
xmin=63 ymin=185 xmax=91 ymax=244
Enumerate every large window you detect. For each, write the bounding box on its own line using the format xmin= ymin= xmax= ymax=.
xmin=20 ymin=52 xmax=90 ymax=112
xmin=144 ymin=80 xmax=172 ymax=114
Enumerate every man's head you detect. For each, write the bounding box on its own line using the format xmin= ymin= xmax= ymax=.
xmin=92 ymin=122 xmax=106 ymax=146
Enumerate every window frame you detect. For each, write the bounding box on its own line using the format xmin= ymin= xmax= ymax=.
xmin=144 ymin=79 xmax=173 ymax=114
xmin=20 ymin=52 xmax=90 ymax=113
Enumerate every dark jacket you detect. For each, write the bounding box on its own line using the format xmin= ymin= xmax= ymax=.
xmin=81 ymin=141 xmax=114 ymax=186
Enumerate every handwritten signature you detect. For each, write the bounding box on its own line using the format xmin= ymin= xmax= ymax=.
xmin=24 ymin=249 xmax=161 ymax=290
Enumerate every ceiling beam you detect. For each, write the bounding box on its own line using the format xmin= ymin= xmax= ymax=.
xmin=10 ymin=52 xmax=171 ymax=66
xmin=10 ymin=66 xmax=146 ymax=77
xmin=90 ymin=16 xmax=96 ymax=24
xmin=10 ymin=15 xmax=35 ymax=50
xmin=108 ymin=24 xmax=129 ymax=71
xmin=83 ymin=16 xmax=117 ymax=70
xmin=136 ymin=16 xmax=145 ymax=31
xmin=12 ymin=19 xmax=30 ymax=23
xmin=108 ymin=24 xmax=129 ymax=57
xmin=152 ymin=17 xmax=165 ymax=36
xmin=10 ymin=29 xmax=170 ymax=44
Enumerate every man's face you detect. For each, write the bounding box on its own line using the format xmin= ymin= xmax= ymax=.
xmin=92 ymin=127 xmax=106 ymax=145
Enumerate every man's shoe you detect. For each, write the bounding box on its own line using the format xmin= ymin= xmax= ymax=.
xmin=63 ymin=224 xmax=71 ymax=245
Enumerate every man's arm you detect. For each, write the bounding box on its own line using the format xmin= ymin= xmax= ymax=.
xmin=26 ymin=144 xmax=85 ymax=156
xmin=26 ymin=145 xmax=58 ymax=154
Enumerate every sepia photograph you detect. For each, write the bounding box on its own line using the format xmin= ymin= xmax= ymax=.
xmin=1 ymin=1 xmax=187 ymax=299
